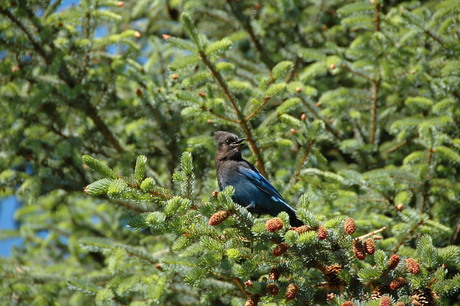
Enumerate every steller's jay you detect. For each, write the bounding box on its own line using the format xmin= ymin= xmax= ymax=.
xmin=214 ymin=131 xmax=303 ymax=227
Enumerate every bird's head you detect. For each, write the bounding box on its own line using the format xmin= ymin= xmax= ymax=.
xmin=214 ymin=131 xmax=246 ymax=160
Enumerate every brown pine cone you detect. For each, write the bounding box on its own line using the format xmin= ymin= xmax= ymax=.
xmin=411 ymin=288 xmax=437 ymax=305
xmin=209 ymin=210 xmax=231 ymax=226
xmin=266 ymin=217 xmax=284 ymax=232
xmin=353 ymin=241 xmax=366 ymax=260
xmin=269 ymin=268 xmax=280 ymax=280
xmin=344 ymin=217 xmax=356 ymax=235
xmin=388 ymin=254 xmax=400 ymax=270
xmin=324 ymin=265 xmax=343 ymax=289
xmin=294 ymin=225 xmax=311 ymax=235
xmin=317 ymin=225 xmax=328 ymax=240
xmin=390 ymin=277 xmax=406 ymax=290
xmin=379 ymin=296 xmax=392 ymax=306
xmin=267 ymin=283 xmax=279 ymax=295
xmin=285 ymin=283 xmax=298 ymax=300
xmin=364 ymin=238 xmax=376 ymax=255
xmin=245 ymin=294 xmax=260 ymax=306
xmin=405 ymin=258 xmax=420 ymax=274
xmin=273 ymin=243 xmax=289 ymax=257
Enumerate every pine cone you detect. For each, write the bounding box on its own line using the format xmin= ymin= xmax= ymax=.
xmin=294 ymin=225 xmax=311 ymax=235
xmin=317 ymin=225 xmax=328 ymax=240
xmin=324 ymin=265 xmax=343 ymax=290
xmin=388 ymin=254 xmax=400 ymax=270
xmin=209 ymin=210 xmax=231 ymax=226
xmin=342 ymin=302 xmax=355 ymax=306
xmin=285 ymin=283 xmax=298 ymax=300
xmin=327 ymin=293 xmax=335 ymax=301
xmin=390 ymin=277 xmax=406 ymax=290
xmin=344 ymin=217 xmax=356 ymax=235
xmin=273 ymin=243 xmax=289 ymax=257
xmin=380 ymin=296 xmax=392 ymax=306
xmin=269 ymin=268 xmax=280 ymax=280
xmin=364 ymin=238 xmax=376 ymax=255
xmin=267 ymin=283 xmax=279 ymax=295
xmin=353 ymin=241 xmax=366 ymax=260
xmin=405 ymin=258 xmax=420 ymax=274
xmin=245 ymin=294 xmax=260 ymax=306
xmin=411 ymin=288 xmax=436 ymax=305
xmin=266 ymin=217 xmax=284 ymax=232
xmin=372 ymin=285 xmax=390 ymax=300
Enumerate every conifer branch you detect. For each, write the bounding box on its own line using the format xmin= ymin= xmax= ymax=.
xmin=111 ymin=199 xmax=153 ymax=213
xmin=424 ymin=30 xmax=446 ymax=49
xmin=232 ymin=277 xmax=250 ymax=297
xmin=392 ymin=221 xmax=424 ymax=254
xmin=374 ymin=1 xmax=381 ymax=32
xmin=292 ymin=140 xmax=316 ymax=185
xmin=226 ymin=0 xmax=274 ymax=69
xmin=299 ymin=96 xmax=342 ymax=141
xmin=202 ymin=106 xmax=239 ymax=124
xmin=210 ymin=272 xmax=248 ymax=297
xmin=198 ymin=50 xmax=268 ymax=177
xmin=286 ymin=57 xmax=300 ymax=84
xmin=77 ymin=11 xmax=91 ymax=83
xmin=244 ymin=98 xmax=271 ymax=122
xmin=1 ymin=7 xmax=124 ymax=154
xmin=420 ymin=147 xmax=434 ymax=213
xmin=342 ymin=64 xmax=376 ymax=82
xmin=0 ymin=7 xmax=51 ymax=65
xmin=385 ymin=140 xmax=409 ymax=154
xmin=84 ymin=102 xmax=124 ymax=153
xmin=370 ymin=77 xmax=381 ymax=145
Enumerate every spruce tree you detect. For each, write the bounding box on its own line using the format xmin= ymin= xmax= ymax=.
xmin=1 ymin=0 xmax=459 ymax=305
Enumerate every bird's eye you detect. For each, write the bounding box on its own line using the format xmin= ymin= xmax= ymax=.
xmin=226 ymin=139 xmax=231 ymax=145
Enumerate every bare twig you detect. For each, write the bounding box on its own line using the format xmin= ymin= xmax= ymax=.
xmin=355 ymin=227 xmax=387 ymax=242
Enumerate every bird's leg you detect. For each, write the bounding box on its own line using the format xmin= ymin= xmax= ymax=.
xmin=244 ymin=203 xmax=255 ymax=210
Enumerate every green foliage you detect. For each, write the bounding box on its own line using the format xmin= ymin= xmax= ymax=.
xmin=1 ymin=0 xmax=460 ymax=305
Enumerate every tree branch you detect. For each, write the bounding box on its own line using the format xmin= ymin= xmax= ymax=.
xmin=370 ymin=77 xmax=381 ymax=145
xmin=226 ymin=0 xmax=274 ymax=69
xmin=0 ymin=7 xmax=50 ymax=64
xmin=292 ymin=140 xmax=315 ymax=185
xmin=299 ymin=96 xmax=342 ymax=141
xmin=198 ymin=50 xmax=268 ymax=177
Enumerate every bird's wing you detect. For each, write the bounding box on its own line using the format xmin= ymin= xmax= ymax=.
xmin=236 ymin=165 xmax=287 ymax=203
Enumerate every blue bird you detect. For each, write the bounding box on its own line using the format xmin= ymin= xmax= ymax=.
xmin=214 ymin=131 xmax=303 ymax=227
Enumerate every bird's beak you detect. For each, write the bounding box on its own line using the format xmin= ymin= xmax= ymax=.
xmin=235 ymin=138 xmax=246 ymax=145
xmin=232 ymin=138 xmax=246 ymax=149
